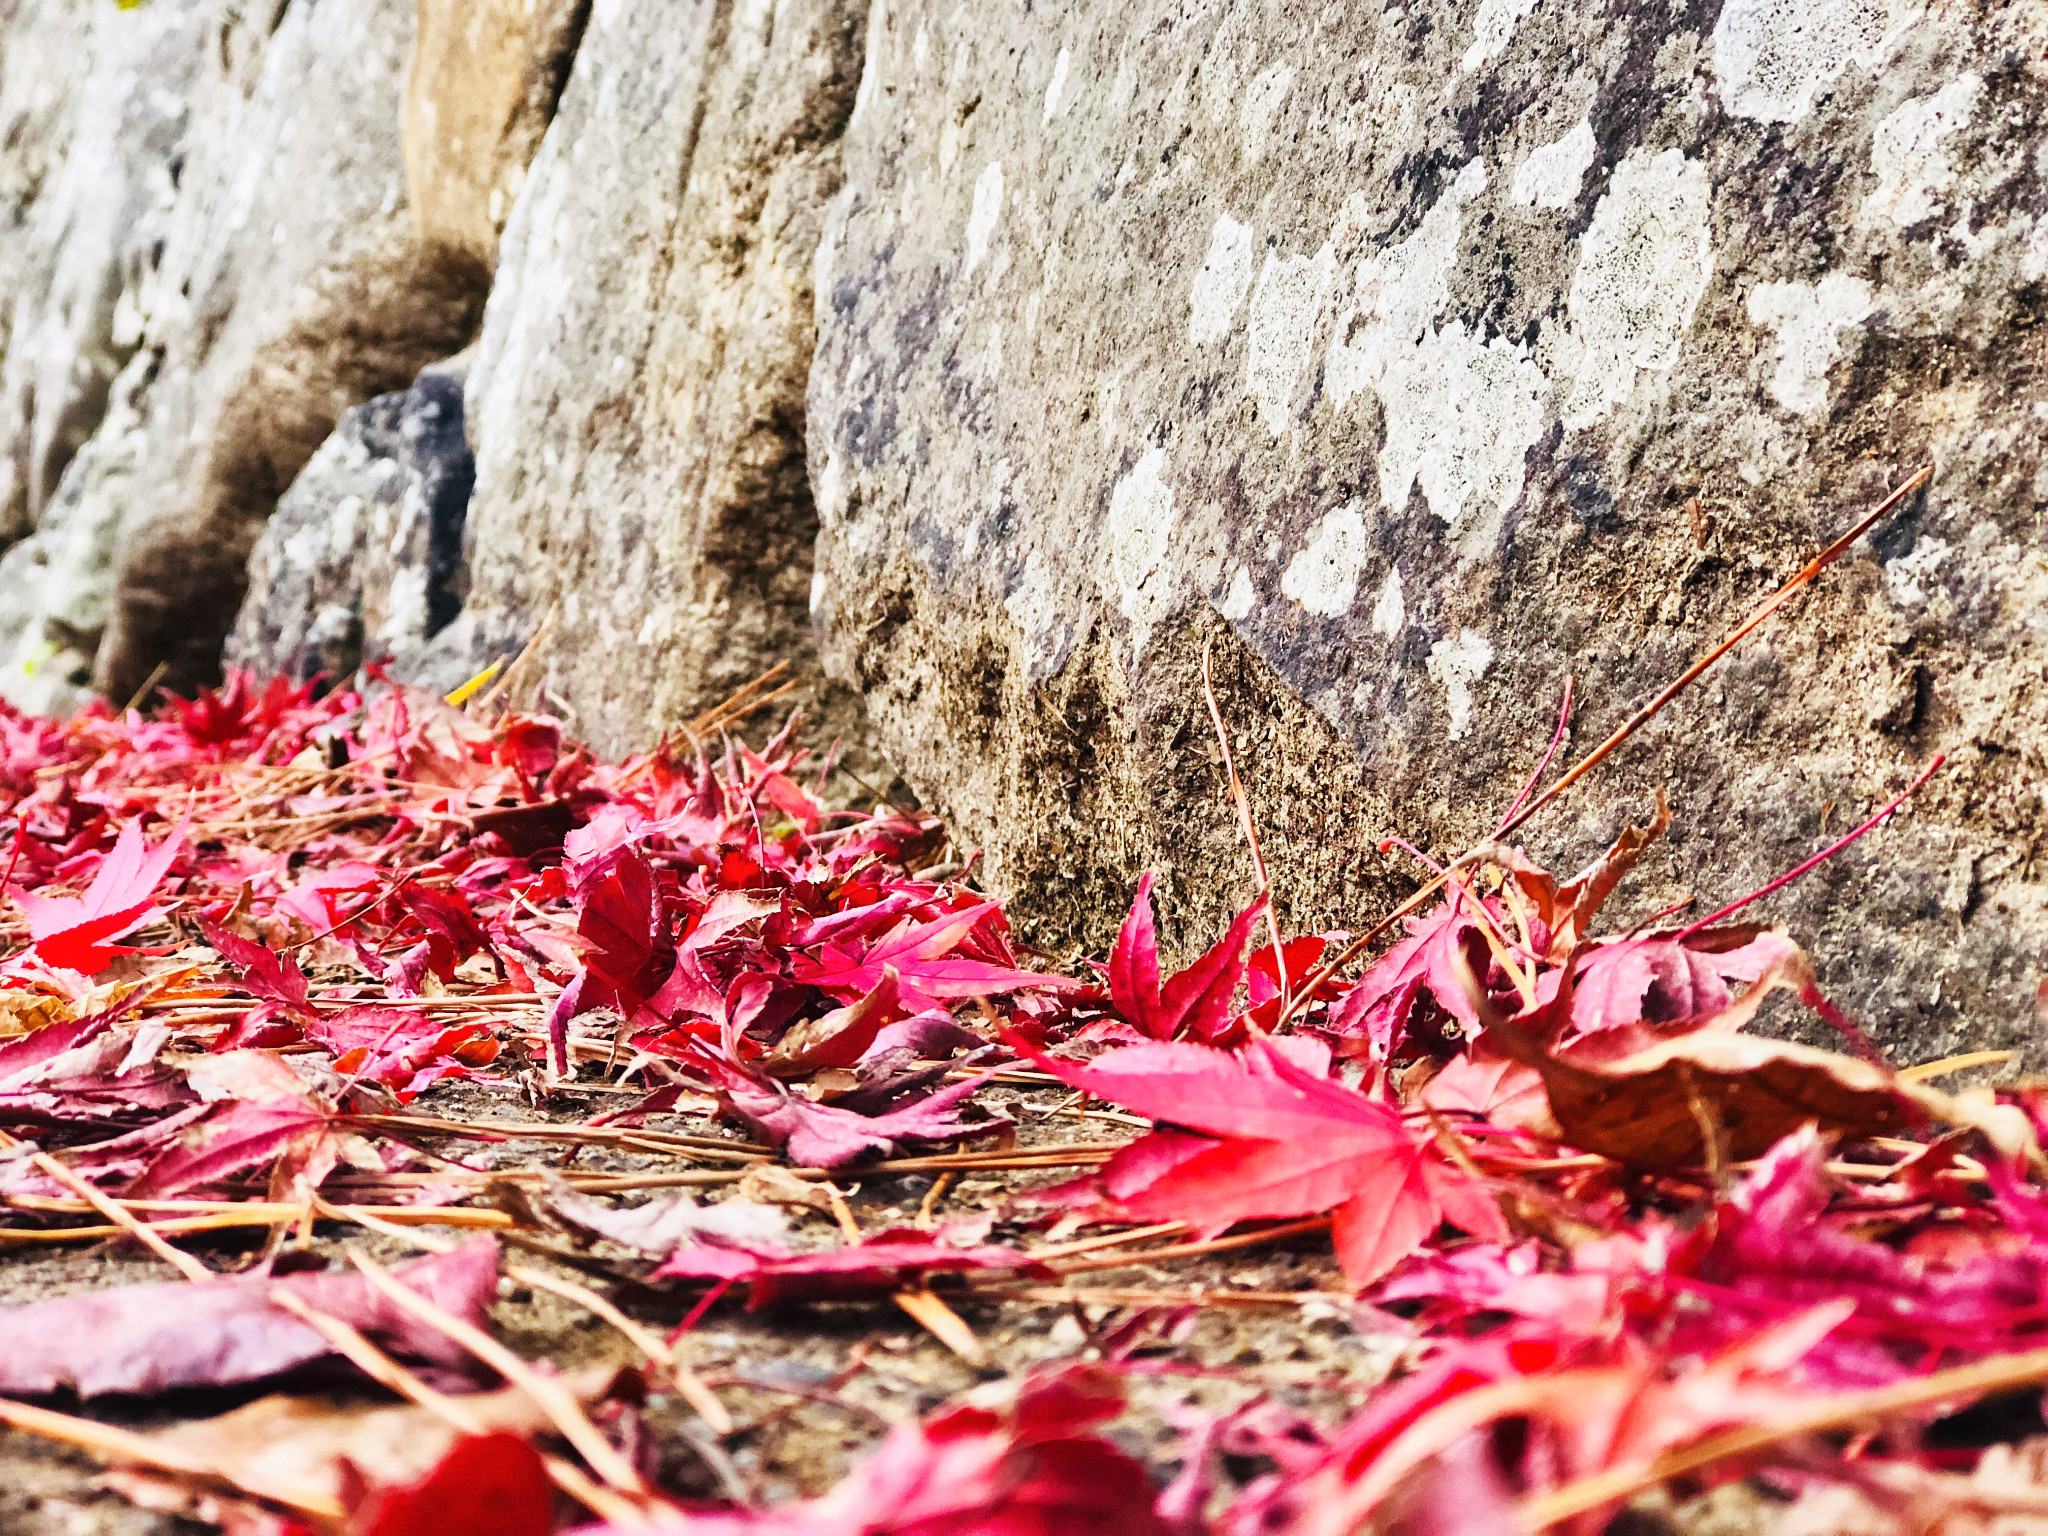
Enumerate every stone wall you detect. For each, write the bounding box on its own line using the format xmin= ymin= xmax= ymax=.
xmin=2 ymin=0 xmax=2044 ymax=1055
xmin=805 ymin=0 xmax=2048 ymax=1056
xmin=0 ymin=0 xmax=497 ymax=712
xmin=443 ymin=0 xmax=868 ymax=752
xmin=0 ymin=0 xmax=205 ymax=711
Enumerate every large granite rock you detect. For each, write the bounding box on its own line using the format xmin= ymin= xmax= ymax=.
xmin=404 ymin=0 xmax=589 ymax=271
xmin=443 ymin=0 xmax=867 ymax=751
xmin=225 ymin=361 xmax=475 ymax=687
xmin=807 ymin=0 xmax=2048 ymax=1056
xmin=0 ymin=0 xmax=205 ymax=708
xmin=82 ymin=0 xmax=491 ymax=707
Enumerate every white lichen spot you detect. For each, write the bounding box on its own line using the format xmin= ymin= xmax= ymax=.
xmin=1380 ymin=330 xmax=1548 ymax=547
xmin=2024 ymin=218 xmax=2048 ymax=283
xmin=1326 ymin=160 xmax=1547 ymax=553
xmin=1240 ymin=62 xmax=1296 ymax=162
xmin=1218 ymin=565 xmax=1256 ymax=621
xmin=1371 ymin=564 xmax=1406 ymax=637
xmin=912 ymin=21 xmax=929 ymax=70
xmin=967 ymin=161 xmax=1004 ymax=273
xmin=330 ymin=496 xmax=361 ymax=562
xmin=1103 ymin=448 xmax=1180 ymax=648
xmin=1559 ymin=148 xmax=1715 ymax=430
xmin=1861 ymin=75 xmax=1983 ymax=229
xmin=1044 ymin=46 xmax=1071 ymax=122
xmin=1711 ymin=0 xmax=1922 ymax=123
xmin=1746 ymin=273 xmax=1874 ymax=414
xmin=1510 ymin=118 xmax=1597 ymax=209
xmin=379 ymin=568 xmax=430 ymax=649
xmin=812 ymin=203 xmax=842 ymax=300
xmin=1280 ymin=502 xmax=1370 ymax=616
xmin=1427 ymin=629 xmax=1494 ymax=741
xmin=1463 ymin=0 xmax=1541 ymax=73
xmin=1004 ymin=555 xmax=1069 ymax=676
xmin=816 ymin=450 xmax=846 ymax=525
xmin=1189 ymin=215 xmax=1257 ymax=346
xmin=1328 ymin=163 xmax=1488 ymax=413
xmin=1246 ymin=241 xmax=1338 ymax=434
xmin=1884 ymin=537 xmax=1950 ymax=606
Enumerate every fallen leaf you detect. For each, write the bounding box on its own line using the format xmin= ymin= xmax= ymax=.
xmin=13 ymin=811 xmax=190 ymax=974
xmin=1032 ymin=1035 xmax=1504 ymax=1284
xmin=1469 ymin=945 xmax=1916 ymax=1169
xmin=353 ymin=1431 xmax=554 ymax=1536
xmin=0 ymin=1238 xmax=500 ymax=1397
xmin=701 ymin=1052 xmax=1012 ymax=1169
xmin=1325 ymin=898 xmax=1487 ymax=1060
xmin=108 ymin=1375 xmax=607 ymax=1531
xmin=0 ymin=990 xmax=73 ymax=1039
xmin=574 ymin=1364 xmax=1166 ymax=1535
xmin=532 ymin=1179 xmax=788 ymax=1253
xmin=1109 ymin=873 xmax=1268 ymax=1043
xmin=651 ymin=1226 xmax=1053 ymax=1309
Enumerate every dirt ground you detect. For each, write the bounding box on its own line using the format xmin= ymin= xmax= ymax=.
xmin=0 ymin=1068 xmax=1393 ymax=1535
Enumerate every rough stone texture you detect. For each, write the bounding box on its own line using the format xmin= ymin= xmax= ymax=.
xmin=808 ymin=0 xmax=2048 ymax=1056
xmin=0 ymin=0 xmax=206 ymax=708
xmin=79 ymin=0 xmax=493 ymax=708
xmin=0 ymin=351 xmax=161 ymax=714
xmin=226 ymin=359 xmax=475 ymax=686
xmin=441 ymin=0 xmax=867 ymax=752
xmin=404 ymin=0 xmax=590 ymax=270
xmin=0 ymin=0 xmax=195 ymax=545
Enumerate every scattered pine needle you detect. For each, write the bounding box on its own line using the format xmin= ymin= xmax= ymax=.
xmin=345 ymin=1247 xmax=650 ymax=1496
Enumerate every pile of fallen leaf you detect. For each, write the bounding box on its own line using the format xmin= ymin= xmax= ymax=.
xmin=5 ymin=495 xmax=2048 ymax=1533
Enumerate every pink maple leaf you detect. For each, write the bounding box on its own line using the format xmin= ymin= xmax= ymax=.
xmin=14 ymin=812 xmax=190 ymax=974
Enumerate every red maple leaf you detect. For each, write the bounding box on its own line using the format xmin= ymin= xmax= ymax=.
xmin=651 ymin=1227 xmax=1053 ymax=1308
xmin=572 ymin=843 xmax=678 ymax=1016
xmin=13 ymin=811 xmax=189 ymax=974
xmin=1325 ymin=894 xmax=1489 ymax=1059
xmin=1107 ymin=873 xmax=1268 ymax=1044
xmin=353 ymin=1432 xmax=554 ymax=1536
xmin=1035 ymin=1035 xmax=1505 ymax=1284
xmin=793 ymin=899 xmax=1071 ymax=1010
xmin=621 ymin=1365 xmax=1167 ymax=1536
xmin=1567 ymin=928 xmax=1794 ymax=1037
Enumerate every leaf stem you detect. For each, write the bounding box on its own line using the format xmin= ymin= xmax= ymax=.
xmin=1678 ymin=754 xmax=1945 ymax=936
xmin=1273 ymin=465 xmax=1932 ymax=1033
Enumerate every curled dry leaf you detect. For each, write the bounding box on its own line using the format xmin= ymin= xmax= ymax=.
xmin=0 ymin=1238 xmax=500 ymax=1397
xmin=1472 ymin=945 xmax=1917 ymax=1169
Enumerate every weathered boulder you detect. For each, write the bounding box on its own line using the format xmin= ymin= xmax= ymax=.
xmin=403 ymin=0 xmax=589 ymax=271
xmin=808 ymin=1 xmax=2048 ymax=1055
xmin=0 ymin=0 xmax=205 ymax=707
xmin=83 ymin=0 xmax=492 ymax=707
xmin=226 ymin=360 xmax=475 ymax=687
xmin=443 ymin=0 xmax=867 ymax=752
